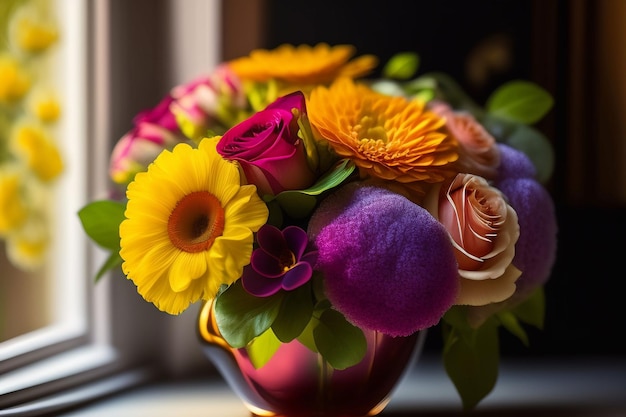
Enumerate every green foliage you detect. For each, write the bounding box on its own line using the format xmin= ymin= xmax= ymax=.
xmin=94 ymin=252 xmax=123 ymax=282
xmin=296 ymin=313 xmax=320 ymax=353
xmin=214 ymin=280 xmax=284 ymax=348
xmin=247 ymin=328 xmax=282 ymax=369
xmin=503 ymin=123 xmax=555 ymax=184
xmin=77 ymin=200 xmax=125 ymax=250
xmin=273 ymin=159 xmax=355 ymax=218
xmin=416 ymin=72 xmax=485 ymax=114
xmin=77 ymin=200 xmax=126 ymax=281
xmin=215 ymin=275 xmax=366 ymax=370
xmin=511 ymin=287 xmax=545 ymax=330
xmin=496 ymin=310 xmax=528 ymax=346
xmin=272 ymin=282 xmax=315 ymax=342
xmin=486 ymin=80 xmax=554 ymax=125
xmin=383 ymin=52 xmax=420 ymax=80
xmin=442 ymin=308 xmax=500 ymax=410
xmin=441 ymin=288 xmax=547 ymax=410
xmin=313 ymin=308 xmax=367 ymax=370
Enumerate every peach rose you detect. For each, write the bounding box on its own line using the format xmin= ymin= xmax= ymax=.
xmin=424 ymin=173 xmax=521 ymax=306
xmin=430 ymin=102 xmax=500 ymax=180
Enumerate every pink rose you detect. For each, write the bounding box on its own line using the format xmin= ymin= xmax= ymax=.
xmin=109 ymin=66 xmax=247 ymax=184
xmin=170 ymin=64 xmax=247 ymax=140
xmin=424 ymin=173 xmax=521 ymax=306
xmin=216 ymin=91 xmax=316 ymax=196
xmin=109 ymin=95 xmax=188 ymax=184
xmin=430 ymin=102 xmax=500 ymax=180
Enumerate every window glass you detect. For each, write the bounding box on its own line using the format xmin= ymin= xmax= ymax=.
xmin=0 ymin=0 xmax=87 ymax=353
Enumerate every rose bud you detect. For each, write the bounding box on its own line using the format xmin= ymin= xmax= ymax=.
xmin=216 ymin=91 xmax=316 ymax=196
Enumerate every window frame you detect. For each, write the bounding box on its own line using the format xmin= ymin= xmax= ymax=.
xmin=0 ymin=0 xmax=222 ymax=414
xmin=0 ymin=0 xmax=150 ymax=411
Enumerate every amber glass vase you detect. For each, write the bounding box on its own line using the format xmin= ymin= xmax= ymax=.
xmin=198 ymin=300 xmax=426 ymax=417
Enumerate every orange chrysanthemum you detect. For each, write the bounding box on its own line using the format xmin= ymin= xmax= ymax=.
xmin=308 ymin=78 xmax=460 ymax=191
xmin=227 ymin=43 xmax=377 ymax=85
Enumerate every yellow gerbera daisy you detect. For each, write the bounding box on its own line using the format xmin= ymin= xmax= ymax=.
xmin=119 ymin=137 xmax=269 ymax=315
xmin=308 ymin=78 xmax=460 ymax=192
xmin=228 ymin=43 xmax=377 ymax=85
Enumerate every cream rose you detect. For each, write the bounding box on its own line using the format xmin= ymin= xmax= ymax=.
xmin=424 ymin=173 xmax=521 ymax=306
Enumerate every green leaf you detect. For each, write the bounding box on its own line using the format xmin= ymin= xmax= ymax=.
xmin=502 ymin=123 xmax=555 ymax=184
xmin=313 ymin=309 xmax=366 ymax=370
xmin=511 ymin=287 xmax=545 ymax=329
xmin=415 ymin=72 xmax=484 ymax=115
xmin=78 ymin=200 xmax=126 ymax=250
xmin=442 ymin=305 xmax=471 ymax=331
xmin=273 ymin=192 xmax=318 ymax=220
xmin=443 ymin=319 xmax=500 ymax=410
xmin=247 ymin=328 xmax=282 ymax=369
xmin=370 ymin=80 xmax=407 ymax=97
xmin=403 ymin=75 xmax=437 ymax=95
xmin=214 ymin=280 xmax=284 ymax=348
xmin=296 ymin=315 xmax=319 ymax=353
xmin=274 ymin=159 xmax=355 ymax=218
xmin=496 ymin=310 xmax=528 ymax=346
xmin=383 ymin=52 xmax=419 ymax=80
xmin=272 ymin=284 xmax=315 ymax=343
xmin=94 ymin=251 xmax=123 ymax=282
xmin=486 ymin=80 xmax=554 ymax=125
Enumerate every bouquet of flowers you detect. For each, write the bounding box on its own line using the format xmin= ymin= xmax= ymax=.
xmin=79 ymin=43 xmax=557 ymax=409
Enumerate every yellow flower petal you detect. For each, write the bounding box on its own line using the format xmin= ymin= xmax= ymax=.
xmin=228 ymin=43 xmax=377 ymax=85
xmin=119 ymin=137 xmax=268 ymax=315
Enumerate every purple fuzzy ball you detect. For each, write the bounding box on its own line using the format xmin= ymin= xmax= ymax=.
xmin=498 ymin=178 xmax=557 ymax=299
xmin=497 ymin=144 xmax=536 ymax=180
xmin=308 ymin=183 xmax=459 ymax=336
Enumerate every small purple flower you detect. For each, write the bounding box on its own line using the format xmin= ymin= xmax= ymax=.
xmin=242 ymin=225 xmax=318 ymax=297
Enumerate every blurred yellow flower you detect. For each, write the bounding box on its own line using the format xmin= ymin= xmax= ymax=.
xmin=8 ymin=1 xmax=59 ymax=53
xmin=0 ymin=170 xmax=28 ymax=234
xmin=11 ymin=123 xmax=64 ymax=181
xmin=31 ymin=92 xmax=61 ymax=122
xmin=0 ymin=55 xmax=30 ymax=103
xmin=6 ymin=213 xmax=49 ymax=270
xmin=0 ymin=0 xmax=62 ymax=272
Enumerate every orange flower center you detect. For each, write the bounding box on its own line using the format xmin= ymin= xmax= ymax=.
xmin=168 ymin=191 xmax=225 ymax=253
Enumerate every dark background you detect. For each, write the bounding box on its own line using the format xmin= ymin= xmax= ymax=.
xmin=261 ymin=0 xmax=625 ymax=358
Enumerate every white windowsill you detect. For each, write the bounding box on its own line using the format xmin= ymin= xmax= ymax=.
xmin=0 ymin=345 xmax=117 ymax=396
xmin=46 ymin=355 xmax=626 ymax=417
